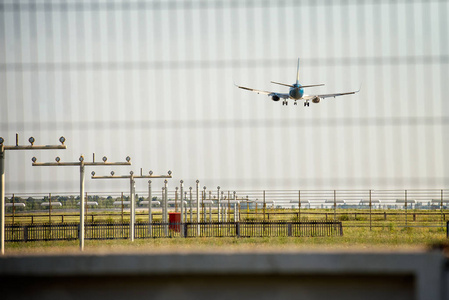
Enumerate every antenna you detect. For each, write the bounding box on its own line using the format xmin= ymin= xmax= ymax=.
xmin=296 ymin=58 xmax=300 ymax=85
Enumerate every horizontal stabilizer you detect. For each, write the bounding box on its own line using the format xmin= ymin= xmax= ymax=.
xmin=271 ymin=81 xmax=325 ymax=88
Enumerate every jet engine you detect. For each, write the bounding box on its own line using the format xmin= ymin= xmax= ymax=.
xmin=272 ymin=95 xmax=280 ymax=101
xmin=312 ymin=96 xmax=321 ymax=103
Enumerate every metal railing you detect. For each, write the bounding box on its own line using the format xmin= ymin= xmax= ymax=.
xmin=5 ymin=221 xmax=342 ymax=242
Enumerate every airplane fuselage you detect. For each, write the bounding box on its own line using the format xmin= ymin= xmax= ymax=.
xmin=289 ymin=84 xmax=304 ymax=99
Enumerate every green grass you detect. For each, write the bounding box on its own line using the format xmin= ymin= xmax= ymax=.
xmin=4 ymin=227 xmax=448 ymax=255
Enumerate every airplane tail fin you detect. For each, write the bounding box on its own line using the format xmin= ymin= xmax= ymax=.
xmin=296 ymin=58 xmax=300 ymax=85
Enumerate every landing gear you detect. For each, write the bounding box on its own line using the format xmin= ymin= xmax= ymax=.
xmin=282 ymin=100 xmax=288 ymax=106
xmin=304 ymin=102 xmax=310 ymax=107
xmin=294 ymin=101 xmax=297 ymax=105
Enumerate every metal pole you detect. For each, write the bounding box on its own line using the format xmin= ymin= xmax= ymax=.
xmin=298 ymin=190 xmax=301 ymax=222
xmin=121 ymin=192 xmax=124 ymax=224
xmin=1 ymin=146 xmax=5 ymax=255
xmin=164 ymin=180 xmax=168 ymax=237
xmin=175 ymin=187 xmax=178 ymax=212
xmin=48 ymin=193 xmax=51 ymax=224
xmin=148 ymin=180 xmax=152 ymax=236
xmin=180 ymin=181 xmax=184 ymax=225
xmin=405 ymin=189 xmax=407 ymax=227
xmin=369 ymin=189 xmax=372 ymax=231
xmin=162 ymin=187 xmax=165 ymax=223
xmin=12 ymin=194 xmax=15 ymax=225
xmin=85 ymin=192 xmax=88 ymax=222
xmin=217 ymin=186 xmax=221 ymax=223
xmin=196 ymin=180 xmax=200 ymax=235
xmin=227 ymin=191 xmax=230 ymax=221
xmin=333 ymin=190 xmax=336 ymax=221
xmin=440 ymin=190 xmax=444 ymax=224
xmin=202 ymin=189 xmax=205 ymax=221
xmin=263 ymin=190 xmax=266 ymax=222
xmin=209 ymin=190 xmax=212 ymax=221
xmin=130 ymin=173 xmax=135 ymax=241
xmin=80 ymin=162 xmax=85 ymax=251
xmin=189 ymin=187 xmax=193 ymax=222
xmin=184 ymin=191 xmax=188 ymax=222
xmin=222 ymin=191 xmax=226 ymax=221
xmin=234 ymin=191 xmax=237 ymax=222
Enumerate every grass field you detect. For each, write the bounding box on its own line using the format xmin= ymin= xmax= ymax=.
xmin=4 ymin=226 xmax=448 ymax=255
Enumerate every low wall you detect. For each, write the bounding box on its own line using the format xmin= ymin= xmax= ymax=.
xmin=0 ymin=251 xmax=447 ymax=300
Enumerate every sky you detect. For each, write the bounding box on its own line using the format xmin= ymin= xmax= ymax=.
xmin=1 ymin=0 xmax=448 ymax=196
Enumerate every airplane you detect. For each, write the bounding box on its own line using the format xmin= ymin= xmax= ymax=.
xmin=234 ymin=58 xmax=360 ymax=106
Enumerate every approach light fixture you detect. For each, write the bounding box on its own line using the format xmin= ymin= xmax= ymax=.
xmin=149 ymin=170 xmax=153 ymax=175
xmin=55 ymin=157 xmax=60 ymax=163
xmin=130 ymin=171 xmax=134 ymax=175
xmin=196 ymin=180 xmax=199 ymax=184
xmin=79 ymin=155 xmax=84 ymax=162
xmin=28 ymin=137 xmax=35 ymax=145
xmin=31 ymin=157 xmax=37 ymax=163
xmin=126 ymin=156 xmax=131 ymax=162
xmin=102 ymin=156 xmax=107 ymax=162
xmin=59 ymin=136 xmax=65 ymax=145
xmin=91 ymin=171 xmax=95 ymax=176
xmin=111 ymin=171 xmax=115 ymax=176
xmin=168 ymin=170 xmax=172 ymax=176
xmin=0 ymin=137 xmax=4 ymax=145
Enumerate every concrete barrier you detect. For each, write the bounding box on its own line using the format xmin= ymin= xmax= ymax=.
xmin=0 ymin=251 xmax=446 ymax=300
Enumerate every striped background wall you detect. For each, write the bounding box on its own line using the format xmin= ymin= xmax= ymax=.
xmin=1 ymin=0 xmax=448 ymax=194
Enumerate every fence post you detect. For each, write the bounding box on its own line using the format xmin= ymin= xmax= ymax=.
xmin=24 ymin=225 xmax=28 ymax=242
xmin=447 ymin=221 xmax=449 ymax=239
xmin=184 ymin=223 xmax=188 ymax=238
xmin=236 ymin=222 xmax=240 ymax=238
xmin=288 ymin=223 xmax=292 ymax=237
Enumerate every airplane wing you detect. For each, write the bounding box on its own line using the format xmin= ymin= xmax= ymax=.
xmin=302 ymin=86 xmax=361 ymax=100
xmin=234 ymin=83 xmax=290 ymax=99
